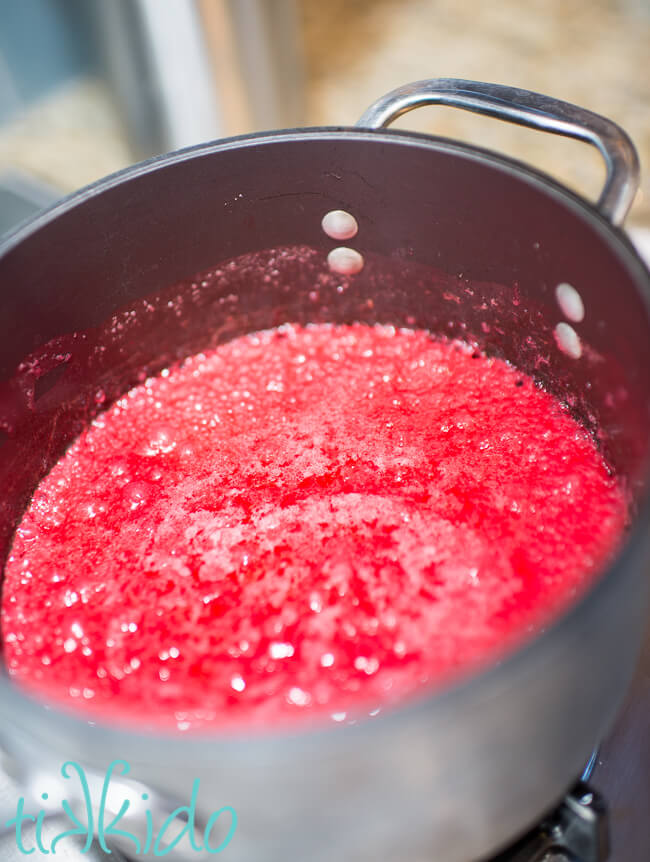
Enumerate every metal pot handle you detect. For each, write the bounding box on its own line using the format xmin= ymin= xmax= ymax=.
xmin=356 ymin=78 xmax=639 ymax=227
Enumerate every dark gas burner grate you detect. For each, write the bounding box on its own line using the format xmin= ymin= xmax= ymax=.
xmin=493 ymin=782 xmax=608 ymax=862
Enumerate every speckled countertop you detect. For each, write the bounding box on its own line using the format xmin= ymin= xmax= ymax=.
xmin=299 ymin=0 xmax=650 ymax=227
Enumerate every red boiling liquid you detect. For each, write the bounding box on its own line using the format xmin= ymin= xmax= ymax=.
xmin=1 ymin=324 xmax=627 ymax=731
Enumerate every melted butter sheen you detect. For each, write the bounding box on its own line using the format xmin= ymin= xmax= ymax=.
xmin=1 ymin=324 xmax=627 ymax=731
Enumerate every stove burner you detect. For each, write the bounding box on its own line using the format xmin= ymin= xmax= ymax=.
xmin=493 ymin=781 xmax=608 ymax=862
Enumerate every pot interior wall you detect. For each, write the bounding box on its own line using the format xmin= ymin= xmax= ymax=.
xmin=0 ymin=133 xmax=649 ymax=650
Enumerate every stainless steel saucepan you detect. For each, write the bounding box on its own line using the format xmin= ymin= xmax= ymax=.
xmin=0 ymin=80 xmax=648 ymax=862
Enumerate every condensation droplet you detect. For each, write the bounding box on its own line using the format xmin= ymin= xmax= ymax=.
xmin=554 ymin=322 xmax=582 ymax=359
xmin=321 ymin=209 xmax=359 ymax=241
xmin=327 ymin=247 xmax=364 ymax=275
xmin=555 ymin=282 xmax=585 ymax=323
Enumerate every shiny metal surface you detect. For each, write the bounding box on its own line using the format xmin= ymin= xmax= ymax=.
xmin=591 ymin=618 xmax=650 ymax=861
xmin=1 ymin=618 xmax=649 ymax=861
xmin=357 ymin=78 xmax=640 ymax=227
xmin=587 ymin=228 xmax=650 ymax=862
xmin=2 ymin=623 xmax=648 ymax=861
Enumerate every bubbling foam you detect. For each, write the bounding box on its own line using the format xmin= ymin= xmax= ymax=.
xmin=1 ymin=324 xmax=627 ymax=732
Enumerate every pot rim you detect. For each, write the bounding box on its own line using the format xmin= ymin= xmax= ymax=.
xmin=0 ymin=125 xmax=649 ymax=761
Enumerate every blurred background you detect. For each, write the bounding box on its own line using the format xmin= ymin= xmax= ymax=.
xmin=0 ymin=0 xmax=649 ymax=235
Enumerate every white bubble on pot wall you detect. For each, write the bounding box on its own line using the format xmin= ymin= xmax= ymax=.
xmin=555 ymin=282 xmax=585 ymax=323
xmin=554 ymin=322 xmax=582 ymax=359
xmin=327 ymin=247 xmax=364 ymax=275
xmin=321 ymin=209 xmax=359 ymax=240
